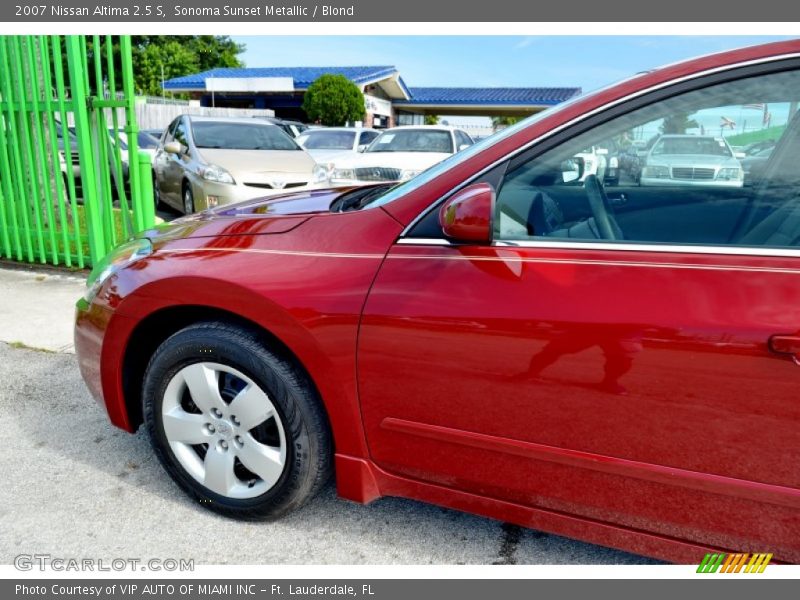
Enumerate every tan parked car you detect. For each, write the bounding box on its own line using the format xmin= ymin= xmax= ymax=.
xmin=153 ymin=115 xmax=328 ymax=214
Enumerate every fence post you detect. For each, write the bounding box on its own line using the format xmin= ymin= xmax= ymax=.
xmin=137 ymin=150 xmax=155 ymax=231
xmin=66 ymin=36 xmax=105 ymax=265
xmin=118 ymin=36 xmax=152 ymax=234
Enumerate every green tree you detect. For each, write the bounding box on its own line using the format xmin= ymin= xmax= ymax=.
xmin=133 ymin=40 xmax=199 ymax=96
xmin=132 ymin=36 xmax=244 ymax=97
xmin=73 ymin=36 xmax=245 ymax=97
xmin=185 ymin=35 xmax=243 ymax=72
xmin=302 ymin=74 xmax=366 ymax=126
xmin=491 ymin=115 xmax=525 ymax=130
xmin=424 ymin=115 xmax=440 ymax=125
xmin=660 ymin=112 xmax=699 ymax=134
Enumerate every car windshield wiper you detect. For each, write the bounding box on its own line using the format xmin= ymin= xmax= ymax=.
xmin=331 ymin=185 xmax=394 ymax=212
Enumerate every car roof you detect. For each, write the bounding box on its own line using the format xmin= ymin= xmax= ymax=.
xmin=300 ymin=127 xmax=376 ymax=133
xmin=183 ymin=115 xmax=280 ymax=126
xmin=380 ymin=125 xmax=461 ymax=133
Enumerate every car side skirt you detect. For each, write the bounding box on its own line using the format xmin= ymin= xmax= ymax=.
xmin=334 ymin=453 xmax=742 ymax=565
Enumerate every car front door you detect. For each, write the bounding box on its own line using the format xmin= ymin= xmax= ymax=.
xmin=358 ymin=65 xmax=800 ymax=560
xmin=154 ymin=119 xmax=178 ymax=208
xmin=164 ymin=118 xmax=191 ymax=207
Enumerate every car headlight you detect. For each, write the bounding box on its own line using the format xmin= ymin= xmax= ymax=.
xmin=717 ymin=167 xmax=743 ymax=181
xmin=201 ymin=164 xmax=235 ymax=184
xmin=332 ymin=168 xmax=355 ymax=181
xmin=399 ymin=169 xmax=422 ymax=181
xmin=312 ymin=164 xmax=330 ymax=184
xmin=643 ymin=165 xmax=670 ymax=178
xmin=83 ymin=238 xmax=152 ymax=302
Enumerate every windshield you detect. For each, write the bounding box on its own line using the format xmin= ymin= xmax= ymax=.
xmin=652 ymin=137 xmax=732 ymax=157
xmin=138 ymin=132 xmax=159 ymax=149
xmin=192 ymin=122 xmax=301 ymax=151
xmin=368 ymin=129 xmax=454 ymax=154
xmin=365 ymin=113 xmax=555 ymax=209
xmin=297 ymin=130 xmax=356 ymax=150
xmin=109 ymin=131 xmax=128 ymax=150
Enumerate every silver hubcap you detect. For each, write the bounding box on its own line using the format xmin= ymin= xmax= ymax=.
xmin=183 ymin=189 xmax=192 ymax=213
xmin=161 ymin=362 xmax=287 ymax=499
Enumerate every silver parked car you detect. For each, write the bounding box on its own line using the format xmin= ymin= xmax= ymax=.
xmin=153 ymin=115 xmax=328 ymax=214
xmin=640 ymin=134 xmax=744 ymax=187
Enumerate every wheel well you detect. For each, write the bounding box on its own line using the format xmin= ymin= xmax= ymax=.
xmin=121 ymin=305 xmax=322 ymax=432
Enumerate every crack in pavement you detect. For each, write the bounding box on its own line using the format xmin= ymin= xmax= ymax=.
xmin=493 ymin=522 xmax=524 ymax=565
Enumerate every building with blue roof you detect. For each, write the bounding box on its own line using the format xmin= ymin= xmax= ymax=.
xmin=163 ymin=65 xmax=581 ymax=128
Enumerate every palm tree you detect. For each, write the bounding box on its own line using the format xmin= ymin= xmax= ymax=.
xmin=660 ymin=112 xmax=699 ymax=135
xmin=491 ymin=116 xmax=524 ymax=131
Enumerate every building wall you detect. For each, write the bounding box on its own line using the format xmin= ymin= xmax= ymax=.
xmin=396 ymin=110 xmax=426 ymax=126
xmin=133 ymin=97 xmax=275 ymax=130
xmin=364 ymin=110 xmax=394 ymax=129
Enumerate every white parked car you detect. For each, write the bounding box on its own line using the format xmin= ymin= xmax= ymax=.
xmin=109 ymin=129 xmax=162 ymax=181
xmin=295 ymin=127 xmax=380 ymax=165
xmin=574 ymin=145 xmax=608 ymax=182
xmin=640 ymin=134 xmax=744 ymax=187
xmin=328 ymin=125 xmax=474 ymax=186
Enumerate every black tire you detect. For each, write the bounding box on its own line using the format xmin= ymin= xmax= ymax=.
xmin=142 ymin=321 xmax=332 ymax=520
xmin=182 ymin=183 xmax=194 ymax=215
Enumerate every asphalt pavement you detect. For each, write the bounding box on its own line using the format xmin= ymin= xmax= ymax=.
xmin=0 ymin=265 xmax=659 ymax=565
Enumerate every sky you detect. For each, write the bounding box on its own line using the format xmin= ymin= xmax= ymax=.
xmin=235 ymin=36 xmax=795 ymax=92
xmin=233 ymin=36 xmax=796 ymax=126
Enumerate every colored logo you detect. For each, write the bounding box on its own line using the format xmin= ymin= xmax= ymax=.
xmin=697 ymin=553 xmax=772 ymax=573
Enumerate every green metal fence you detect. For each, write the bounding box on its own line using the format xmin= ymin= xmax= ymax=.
xmin=0 ymin=35 xmax=154 ymax=269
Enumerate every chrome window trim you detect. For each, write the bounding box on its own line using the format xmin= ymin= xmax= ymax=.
xmin=396 ymin=237 xmax=800 ymax=259
xmin=398 ymin=52 xmax=800 ymax=238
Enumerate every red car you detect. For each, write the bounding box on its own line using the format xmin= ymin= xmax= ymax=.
xmin=76 ymin=40 xmax=800 ymax=564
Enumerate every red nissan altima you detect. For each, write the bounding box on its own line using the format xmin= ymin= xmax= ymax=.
xmin=76 ymin=40 xmax=800 ymax=563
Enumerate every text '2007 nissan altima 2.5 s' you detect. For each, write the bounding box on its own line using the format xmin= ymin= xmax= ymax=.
xmin=76 ymin=40 xmax=800 ymax=564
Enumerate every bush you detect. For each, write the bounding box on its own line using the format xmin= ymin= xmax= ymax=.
xmin=302 ymin=74 xmax=366 ymax=126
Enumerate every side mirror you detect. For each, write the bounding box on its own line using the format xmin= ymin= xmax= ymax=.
xmin=357 ymin=144 xmax=368 ymax=153
xmin=439 ymin=183 xmax=495 ymax=243
xmin=561 ymin=157 xmax=584 ymax=183
xmin=458 ymin=143 xmax=471 ymax=152
xmin=164 ymin=141 xmax=183 ymax=155
xmin=734 ymin=151 xmax=746 ymax=160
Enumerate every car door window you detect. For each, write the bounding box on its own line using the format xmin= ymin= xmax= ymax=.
xmin=494 ymin=68 xmax=800 ymax=249
xmin=173 ymin=119 xmax=189 ymax=149
xmin=359 ymin=131 xmax=379 ymax=146
xmin=162 ymin=119 xmax=180 ymax=144
xmin=455 ymin=130 xmax=473 ymax=150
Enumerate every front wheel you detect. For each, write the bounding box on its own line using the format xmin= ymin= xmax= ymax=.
xmin=182 ymin=184 xmax=195 ymax=214
xmin=143 ymin=322 xmax=332 ymax=520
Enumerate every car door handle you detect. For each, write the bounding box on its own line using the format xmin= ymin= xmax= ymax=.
xmin=608 ymin=193 xmax=628 ymax=207
xmin=769 ymin=335 xmax=800 ymax=361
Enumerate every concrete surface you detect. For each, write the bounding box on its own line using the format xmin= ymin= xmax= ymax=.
xmin=0 ymin=265 xmax=659 ymax=565
xmin=0 ymin=266 xmax=86 ymax=353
